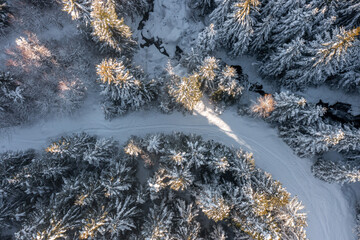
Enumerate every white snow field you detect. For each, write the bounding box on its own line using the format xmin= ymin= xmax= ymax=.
xmin=0 ymin=100 xmax=356 ymax=240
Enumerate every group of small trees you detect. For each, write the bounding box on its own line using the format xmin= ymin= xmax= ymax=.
xmin=251 ymin=92 xmax=360 ymax=185
xmin=0 ymin=132 xmax=308 ymax=239
xmin=162 ymin=54 xmax=247 ymax=113
xmin=60 ymin=0 xmax=156 ymax=118
xmin=60 ymin=0 xmax=147 ymax=54
xmin=0 ymin=1 xmax=99 ymax=128
xmin=196 ymin=0 xmax=360 ymax=93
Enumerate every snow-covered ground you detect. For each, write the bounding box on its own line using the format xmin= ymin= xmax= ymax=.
xmin=0 ymin=97 xmax=356 ymax=240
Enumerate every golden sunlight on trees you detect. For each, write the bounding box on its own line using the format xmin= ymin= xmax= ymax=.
xmin=35 ymin=218 xmax=68 ymax=240
xmin=234 ymin=0 xmax=261 ymax=23
xmin=324 ymin=129 xmax=345 ymax=146
xmin=6 ymin=32 xmax=53 ymax=71
xmin=314 ymin=27 xmax=360 ymax=66
xmin=96 ymin=58 xmax=132 ymax=85
xmin=61 ymin=0 xmax=91 ymax=22
xmin=45 ymin=141 xmax=69 ymax=154
xmin=197 ymin=195 xmax=231 ymax=222
xmin=79 ymin=211 xmax=108 ymax=239
xmin=169 ymin=73 xmax=202 ymax=111
xmin=91 ymin=0 xmax=133 ymax=52
xmin=251 ymin=94 xmax=276 ymax=117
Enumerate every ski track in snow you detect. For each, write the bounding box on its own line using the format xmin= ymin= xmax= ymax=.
xmin=0 ymin=100 xmax=356 ymax=240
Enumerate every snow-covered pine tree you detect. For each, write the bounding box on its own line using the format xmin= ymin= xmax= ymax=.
xmin=274 ymin=197 xmax=307 ymax=239
xmin=172 ymin=200 xmax=201 ymax=240
xmin=312 ymin=158 xmax=360 ymax=184
xmin=258 ymin=37 xmax=306 ymax=79
xmin=209 ymin=0 xmax=236 ymax=27
xmin=312 ymin=26 xmax=360 ymax=77
xmin=223 ymin=0 xmax=261 ymax=55
xmin=0 ymin=0 xmax=10 ymax=34
xmin=210 ymin=224 xmax=227 ymax=240
xmin=197 ymin=56 xmax=220 ymax=91
xmin=148 ymin=165 xmax=194 ymax=192
xmin=338 ymin=0 xmax=360 ymax=29
xmin=333 ymin=124 xmax=360 ymax=154
xmin=278 ymin=122 xmax=345 ymax=158
xmin=251 ymin=94 xmax=276 ymax=118
xmin=0 ymin=72 xmax=24 ymax=108
xmin=179 ymin=48 xmax=204 ymax=72
xmin=96 ymin=58 xmax=156 ymax=118
xmin=197 ymin=23 xmax=218 ymax=54
xmin=168 ymin=73 xmax=202 ymax=111
xmin=141 ymin=201 xmax=173 ymax=239
xmin=250 ymin=14 xmax=277 ymax=53
xmin=284 ymin=27 xmax=360 ymax=90
xmin=61 ymin=0 xmax=92 ymax=24
xmin=266 ymin=91 xmax=325 ymax=126
xmin=196 ymin=185 xmax=231 ymax=222
xmin=270 ymin=7 xmax=313 ymax=47
xmin=212 ymin=65 xmax=244 ymax=104
xmin=91 ymin=0 xmax=137 ymax=54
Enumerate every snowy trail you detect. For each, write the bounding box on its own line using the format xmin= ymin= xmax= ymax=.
xmin=0 ymin=101 xmax=356 ymax=240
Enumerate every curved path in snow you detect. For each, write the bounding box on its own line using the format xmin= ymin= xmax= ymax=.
xmin=0 ymin=102 xmax=356 ymax=240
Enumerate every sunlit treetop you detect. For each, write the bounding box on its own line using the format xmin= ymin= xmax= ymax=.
xmin=234 ymin=0 xmax=261 ymax=24
xmin=251 ymin=94 xmax=276 ymax=117
xmin=96 ymin=58 xmax=133 ymax=85
xmin=91 ymin=0 xmax=133 ymax=52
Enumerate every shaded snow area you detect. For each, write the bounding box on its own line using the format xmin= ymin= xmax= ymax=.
xmin=0 ymin=100 xmax=356 ymax=240
xmin=133 ymin=0 xmax=203 ymax=76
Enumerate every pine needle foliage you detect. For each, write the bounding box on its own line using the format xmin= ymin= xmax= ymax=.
xmin=0 ymin=133 xmax=308 ymax=239
xmin=169 ymin=73 xmax=203 ymax=111
xmin=90 ymin=0 xmax=136 ymax=54
xmin=314 ymin=27 xmax=360 ymax=66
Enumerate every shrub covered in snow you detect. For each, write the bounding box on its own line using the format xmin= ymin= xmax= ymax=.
xmin=0 ymin=132 xmax=308 ymax=239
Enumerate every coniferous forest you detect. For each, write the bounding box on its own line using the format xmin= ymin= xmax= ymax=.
xmin=0 ymin=0 xmax=359 ymax=239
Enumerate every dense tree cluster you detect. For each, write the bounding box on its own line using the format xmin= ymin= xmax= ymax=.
xmin=197 ymin=0 xmax=360 ymax=93
xmin=251 ymin=91 xmax=360 ymax=184
xmin=164 ymin=54 xmax=247 ymax=112
xmin=0 ymin=132 xmax=308 ymax=239
xmin=0 ymin=30 xmax=88 ymax=128
xmin=96 ymin=58 xmax=157 ymax=118
xmin=60 ymin=0 xmax=147 ymax=54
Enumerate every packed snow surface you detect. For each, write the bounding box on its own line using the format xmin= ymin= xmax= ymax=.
xmin=0 ymin=99 xmax=355 ymax=240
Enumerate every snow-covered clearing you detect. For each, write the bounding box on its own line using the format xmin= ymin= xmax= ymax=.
xmin=0 ymin=97 xmax=356 ymax=239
